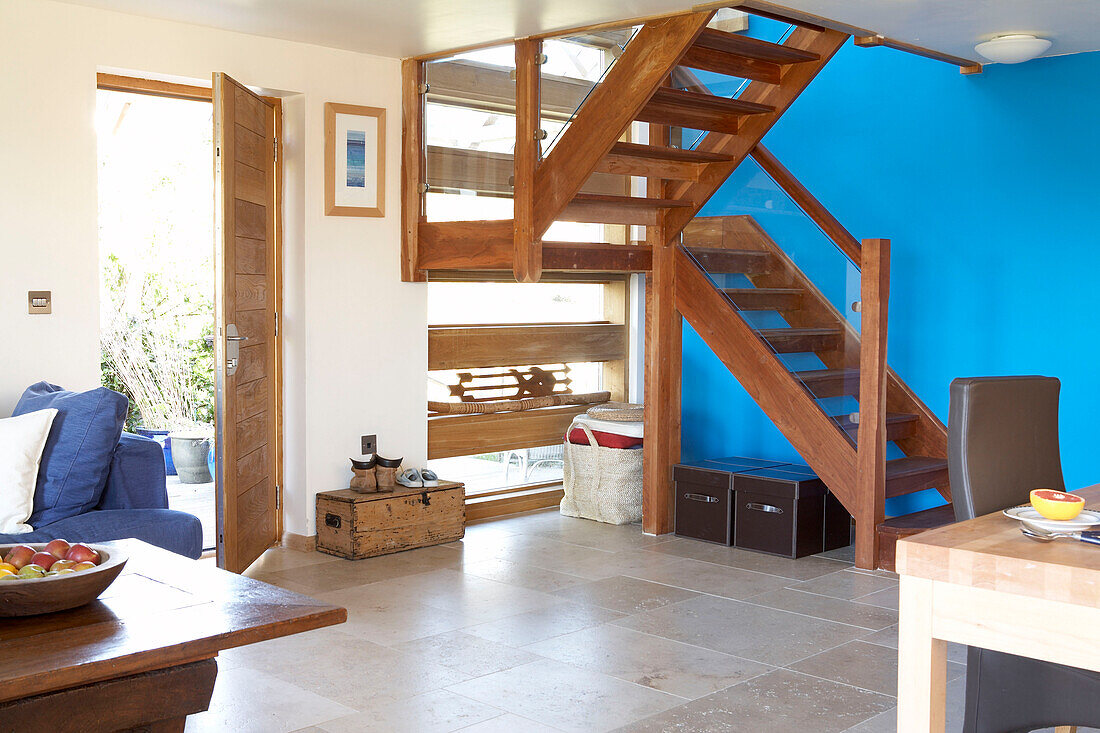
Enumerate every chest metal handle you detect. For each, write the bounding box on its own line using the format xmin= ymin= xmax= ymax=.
xmin=684 ymin=493 xmax=719 ymax=503
xmin=746 ymin=502 xmax=783 ymax=514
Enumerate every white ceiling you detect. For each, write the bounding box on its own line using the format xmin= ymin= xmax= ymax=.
xmin=57 ymin=0 xmax=1100 ymax=61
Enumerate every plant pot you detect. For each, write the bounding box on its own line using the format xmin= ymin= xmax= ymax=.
xmin=135 ymin=428 xmax=175 ymax=475
xmin=169 ymin=432 xmax=213 ymax=484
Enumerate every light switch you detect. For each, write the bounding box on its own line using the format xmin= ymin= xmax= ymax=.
xmin=28 ymin=291 xmax=51 ymax=315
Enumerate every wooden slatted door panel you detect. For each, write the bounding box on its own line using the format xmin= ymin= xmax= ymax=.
xmin=213 ymin=72 xmax=279 ymax=573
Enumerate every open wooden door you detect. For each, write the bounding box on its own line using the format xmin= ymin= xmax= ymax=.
xmin=212 ymin=72 xmax=280 ymax=573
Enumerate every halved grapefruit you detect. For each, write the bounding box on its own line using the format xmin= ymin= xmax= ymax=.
xmin=1030 ymin=489 xmax=1085 ymax=521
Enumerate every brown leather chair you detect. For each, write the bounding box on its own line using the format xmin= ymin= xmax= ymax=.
xmin=949 ymin=376 xmax=1100 ymax=733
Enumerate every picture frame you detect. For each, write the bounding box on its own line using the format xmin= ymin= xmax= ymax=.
xmin=324 ymin=102 xmax=385 ymax=217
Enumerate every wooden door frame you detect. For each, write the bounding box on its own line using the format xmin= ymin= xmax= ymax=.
xmin=95 ymin=73 xmax=285 ymax=544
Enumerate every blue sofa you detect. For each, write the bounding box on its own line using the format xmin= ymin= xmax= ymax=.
xmin=2 ymin=386 xmax=203 ymax=558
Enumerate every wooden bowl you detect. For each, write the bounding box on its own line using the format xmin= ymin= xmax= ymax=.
xmin=0 ymin=543 xmax=128 ymax=617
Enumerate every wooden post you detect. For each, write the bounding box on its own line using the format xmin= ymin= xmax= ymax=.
xmin=400 ymin=59 xmax=426 ymax=282
xmin=513 ymin=38 xmax=542 ymax=283
xmin=643 ymin=123 xmax=681 ymax=535
xmin=855 ymin=238 xmax=890 ymax=570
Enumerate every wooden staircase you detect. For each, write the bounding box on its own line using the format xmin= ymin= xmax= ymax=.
xmin=401 ymin=6 xmax=956 ymax=569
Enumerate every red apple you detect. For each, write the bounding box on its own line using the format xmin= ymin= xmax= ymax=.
xmin=65 ymin=544 xmax=100 ymax=565
xmin=45 ymin=539 xmax=71 ymax=560
xmin=30 ymin=552 xmax=57 ymax=571
xmin=51 ymin=559 xmax=76 ymax=572
xmin=70 ymin=561 xmax=97 ymax=572
xmin=3 ymin=545 xmax=35 ymax=570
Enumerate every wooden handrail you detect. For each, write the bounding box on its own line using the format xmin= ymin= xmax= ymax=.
xmin=854 ymin=238 xmax=890 ymax=569
xmin=750 ymin=144 xmax=863 ymax=268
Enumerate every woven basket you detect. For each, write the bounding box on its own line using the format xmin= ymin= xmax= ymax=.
xmin=561 ymin=420 xmax=642 ymax=525
xmin=586 ymin=402 xmax=644 ymax=422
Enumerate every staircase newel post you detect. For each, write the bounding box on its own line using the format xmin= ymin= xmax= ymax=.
xmin=855 ymin=239 xmax=890 ymax=569
xmin=513 ymin=37 xmax=542 ymax=283
xmin=643 ymin=122 xmax=681 ymax=535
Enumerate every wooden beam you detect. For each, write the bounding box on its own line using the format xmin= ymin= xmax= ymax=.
xmin=854 ymin=34 xmax=982 ymax=73
xmin=855 ymin=239 xmax=890 ymax=570
xmin=750 ymin=144 xmax=862 ymax=267
xmin=725 ymin=0 xmax=874 ymax=36
xmin=675 ymin=246 xmax=859 ymax=508
xmin=514 ymin=38 xmax=543 ymax=283
xmin=425 ymin=59 xmax=589 ymax=120
xmin=425 ymin=146 xmax=627 ymax=196
xmin=418 ymin=220 xmax=513 ymax=270
xmin=543 ymin=243 xmax=653 ymax=272
xmin=467 ymin=486 xmax=566 ymax=520
xmin=663 ymin=27 xmax=850 ymax=244
xmin=533 ymin=11 xmax=714 ymax=237
xmin=401 ymin=59 xmax=426 ymax=282
xmin=428 ymin=405 xmax=587 ymax=459
xmin=96 ymin=72 xmax=212 ymax=102
xmin=428 ymin=323 xmax=627 ymax=370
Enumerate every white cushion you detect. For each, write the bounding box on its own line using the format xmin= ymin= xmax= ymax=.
xmin=572 ymin=415 xmax=644 ymax=438
xmin=0 ymin=408 xmax=58 ymax=533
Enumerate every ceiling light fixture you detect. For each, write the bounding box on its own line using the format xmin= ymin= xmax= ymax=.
xmin=974 ymin=34 xmax=1052 ymax=64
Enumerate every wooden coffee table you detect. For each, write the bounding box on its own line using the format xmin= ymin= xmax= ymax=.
xmin=0 ymin=539 xmax=346 ymax=732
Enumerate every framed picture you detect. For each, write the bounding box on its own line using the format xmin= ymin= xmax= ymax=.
xmin=324 ymin=102 xmax=385 ymax=217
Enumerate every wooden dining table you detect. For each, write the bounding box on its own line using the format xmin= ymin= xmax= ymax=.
xmin=0 ymin=539 xmax=346 ymax=732
xmin=896 ymin=483 xmax=1100 ymax=732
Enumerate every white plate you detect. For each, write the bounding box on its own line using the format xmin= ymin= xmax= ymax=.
xmin=1003 ymin=505 xmax=1100 ymax=533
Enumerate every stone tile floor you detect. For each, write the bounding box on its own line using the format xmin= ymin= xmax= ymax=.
xmin=184 ymin=508 xmax=1086 ymax=732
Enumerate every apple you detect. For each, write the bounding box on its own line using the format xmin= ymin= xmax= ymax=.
xmin=70 ymin=561 xmax=97 ymax=572
xmin=65 ymin=544 xmax=100 ymax=565
xmin=0 ymin=574 xmax=19 ymax=581
xmin=45 ymin=539 xmax=71 ymax=560
xmin=30 ymin=552 xmax=57 ymax=571
xmin=4 ymin=545 xmax=35 ymax=570
xmin=50 ymin=559 xmax=75 ymax=572
xmin=54 ymin=568 xmax=75 ymax=575
xmin=18 ymin=564 xmax=45 ymax=578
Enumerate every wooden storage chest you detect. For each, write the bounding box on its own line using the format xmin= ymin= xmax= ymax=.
xmin=315 ymin=481 xmax=465 ymax=560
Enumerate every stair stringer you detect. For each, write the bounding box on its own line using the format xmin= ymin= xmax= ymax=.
xmin=674 ymin=246 xmax=861 ymax=513
xmin=684 ymin=215 xmax=950 ymax=501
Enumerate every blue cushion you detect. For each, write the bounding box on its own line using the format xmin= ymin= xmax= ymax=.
xmin=12 ymin=382 xmax=128 ymax=528
xmin=99 ymin=433 xmax=169 ymax=511
xmin=0 ymin=509 xmax=203 ymax=559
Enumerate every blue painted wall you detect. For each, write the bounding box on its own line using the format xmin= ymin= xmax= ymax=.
xmin=681 ymin=33 xmax=1100 ymax=514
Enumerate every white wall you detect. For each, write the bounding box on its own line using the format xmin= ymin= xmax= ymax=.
xmin=0 ymin=0 xmax=426 ymax=537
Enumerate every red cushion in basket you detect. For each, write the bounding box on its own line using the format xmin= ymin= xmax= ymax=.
xmin=567 ymin=428 xmax=643 ymax=449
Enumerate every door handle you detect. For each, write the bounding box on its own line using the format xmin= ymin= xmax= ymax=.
xmin=225 ymin=324 xmax=249 ymax=376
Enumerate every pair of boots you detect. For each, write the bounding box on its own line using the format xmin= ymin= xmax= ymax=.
xmin=349 ymin=455 xmax=402 ymax=493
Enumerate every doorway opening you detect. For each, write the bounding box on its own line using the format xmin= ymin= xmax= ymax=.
xmin=95 ymin=82 xmax=217 ymax=551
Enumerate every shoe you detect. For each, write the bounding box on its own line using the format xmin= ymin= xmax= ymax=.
xmin=396 ymin=468 xmax=424 ymax=488
xmin=420 ymin=469 xmax=439 ymax=487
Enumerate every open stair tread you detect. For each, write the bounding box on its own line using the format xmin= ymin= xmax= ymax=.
xmin=754 ymin=327 xmax=843 ymax=353
xmin=648 ymin=87 xmax=774 ymax=115
xmin=637 ymin=88 xmax=774 ymax=134
xmin=608 ymin=141 xmax=734 ymax=164
xmin=884 ymin=456 xmax=949 ymax=498
xmin=570 ymin=193 xmax=694 ymax=209
xmin=794 ymin=367 xmax=860 ymax=395
xmin=692 ymin=28 xmax=822 ymax=65
xmin=722 ymin=287 xmax=803 ymax=310
xmin=685 ymin=247 xmax=772 ymax=274
xmin=835 ymin=412 xmax=919 ymax=441
xmin=878 ymin=503 xmax=955 ymax=536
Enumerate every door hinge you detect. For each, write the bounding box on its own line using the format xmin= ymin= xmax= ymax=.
xmin=273 ymin=138 xmax=279 ymax=162
xmin=275 ymin=488 xmax=280 ymax=510
xmin=216 ymin=146 xmax=221 ymax=157
xmin=274 ymin=311 xmax=279 ymax=336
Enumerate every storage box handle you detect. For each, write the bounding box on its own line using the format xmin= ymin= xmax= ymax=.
xmin=684 ymin=493 xmax=719 ymax=503
xmin=325 ymin=513 xmax=341 ymax=528
xmin=746 ymin=502 xmax=783 ymax=515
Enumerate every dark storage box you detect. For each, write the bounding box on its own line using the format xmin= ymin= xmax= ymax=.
xmin=673 ymin=457 xmax=789 ymax=545
xmin=734 ymin=465 xmax=851 ymax=558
